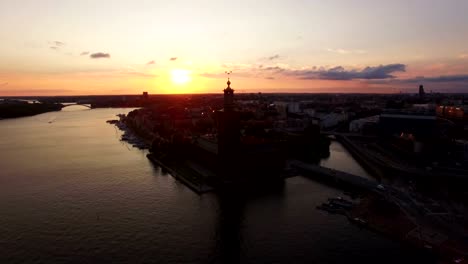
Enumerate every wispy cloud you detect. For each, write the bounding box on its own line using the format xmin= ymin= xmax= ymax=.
xmin=90 ymin=52 xmax=111 ymax=59
xmin=80 ymin=51 xmax=90 ymax=56
xmin=53 ymin=41 xmax=65 ymax=46
xmin=267 ymin=54 xmax=280 ymax=60
xmin=0 ymin=82 xmax=8 ymax=86
xmin=402 ymin=74 xmax=468 ymax=83
xmin=327 ymin=48 xmax=367 ymax=55
xmin=48 ymin=41 xmax=65 ymax=51
xmin=370 ymin=74 xmax=468 ymax=91
xmin=117 ymin=67 xmax=158 ymax=78
xmin=262 ymin=66 xmax=286 ymax=73
xmin=459 ymin=53 xmax=468 ymax=59
xmin=146 ymin=60 xmax=155 ymax=65
xmin=170 ymin=57 xmax=177 ymax=61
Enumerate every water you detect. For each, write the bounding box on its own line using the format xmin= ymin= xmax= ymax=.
xmin=320 ymin=141 xmax=373 ymax=179
xmin=0 ymin=106 xmax=431 ymax=263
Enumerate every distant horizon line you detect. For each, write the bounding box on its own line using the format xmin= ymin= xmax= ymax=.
xmin=2 ymin=91 xmax=467 ymax=98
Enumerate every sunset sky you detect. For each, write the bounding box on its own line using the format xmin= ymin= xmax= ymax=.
xmin=1 ymin=0 xmax=468 ymax=95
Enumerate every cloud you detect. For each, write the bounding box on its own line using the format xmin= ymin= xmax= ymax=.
xmin=53 ymin=41 xmax=65 ymax=46
xmin=170 ymin=57 xmax=177 ymax=61
xmin=265 ymin=77 xmax=275 ymax=80
xmin=327 ymin=48 xmax=367 ymax=55
xmin=290 ymin=64 xmax=406 ymax=80
xmin=201 ymin=63 xmax=406 ymax=81
xmin=80 ymin=51 xmax=90 ymax=56
xmin=90 ymin=52 xmax=111 ymax=59
xmin=370 ymin=75 xmax=468 ymax=91
xmin=459 ymin=54 xmax=468 ymax=59
xmin=146 ymin=60 xmax=155 ymax=65
xmin=0 ymin=82 xmax=8 ymax=86
xmin=199 ymin=71 xmax=253 ymax=79
xmin=402 ymin=74 xmax=468 ymax=83
xmin=268 ymin=54 xmax=280 ymax=60
xmin=263 ymin=66 xmax=286 ymax=73
xmin=48 ymin=41 xmax=65 ymax=51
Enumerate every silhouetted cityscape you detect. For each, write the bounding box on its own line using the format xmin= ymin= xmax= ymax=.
xmin=1 ymin=1 xmax=468 ymax=263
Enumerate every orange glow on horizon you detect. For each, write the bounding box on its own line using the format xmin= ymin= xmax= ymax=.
xmin=0 ymin=68 xmax=451 ymax=96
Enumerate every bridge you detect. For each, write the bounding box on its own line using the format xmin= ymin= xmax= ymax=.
xmin=61 ymin=103 xmax=92 ymax=109
xmin=320 ymin=131 xmax=377 ymax=139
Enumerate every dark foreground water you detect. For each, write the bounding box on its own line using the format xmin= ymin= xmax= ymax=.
xmin=0 ymin=106 xmax=433 ymax=263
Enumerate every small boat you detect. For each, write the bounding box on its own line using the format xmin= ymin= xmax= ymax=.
xmin=328 ymin=197 xmax=354 ymax=209
xmin=349 ymin=217 xmax=368 ymax=227
xmin=317 ymin=203 xmax=346 ymax=214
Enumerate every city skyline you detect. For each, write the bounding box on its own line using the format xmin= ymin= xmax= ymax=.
xmin=1 ymin=0 xmax=468 ymax=95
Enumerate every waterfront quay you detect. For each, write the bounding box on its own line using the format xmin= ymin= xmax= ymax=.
xmin=147 ymin=153 xmax=214 ymax=194
xmin=289 ymin=159 xmax=378 ymax=191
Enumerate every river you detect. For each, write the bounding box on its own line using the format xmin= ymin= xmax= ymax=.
xmin=0 ymin=106 xmax=432 ymax=263
xmin=320 ymin=140 xmax=373 ymax=180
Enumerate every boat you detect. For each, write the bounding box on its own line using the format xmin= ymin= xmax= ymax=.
xmin=316 ymin=203 xmax=346 ymax=214
xmin=328 ymin=197 xmax=354 ymax=209
xmin=349 ymin=217 xmax=368 ymax=227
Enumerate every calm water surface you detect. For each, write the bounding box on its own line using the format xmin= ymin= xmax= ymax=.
xmin=320 ymin=140 xmax=373 ymax=179
xmin=0 ymin=106 xmax=431 ymax=263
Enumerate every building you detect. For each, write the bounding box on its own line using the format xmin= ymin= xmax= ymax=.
xmin=379 ymin=109 xmax=454 ymax=154
xmin=436 ymin=105 xmax=466 ymax=120
xmin=216 ymin=77 xmax=240 ymax=160
xmin=349 ymin=115 xmax=379 ymax=134
xmin=189 ymin=77 xmax=285 ymax=182
xmin=419 ymin=85 xmax=425 ymax=101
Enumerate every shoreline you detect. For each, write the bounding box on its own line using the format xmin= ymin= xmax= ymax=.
xmin=147 ymin=154 xmax=214 ymax=194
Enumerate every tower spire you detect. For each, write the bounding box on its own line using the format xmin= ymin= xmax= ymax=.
xmin=225 ymin=71 xmax=232 ymax=89
xmin=223 ymin=71 xmax=234 ymax=111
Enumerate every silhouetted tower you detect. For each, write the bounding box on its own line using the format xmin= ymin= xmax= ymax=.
xmin=419 ymin=85 xmax=425 ymax=100
xmin=217 ymin=71 xmax=240 ymax=165
xmin=224 ymin=71 xmax=235 ymax=111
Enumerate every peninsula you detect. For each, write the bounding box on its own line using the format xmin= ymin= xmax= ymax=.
xmin=0 ymin=99 xmax=63 ymax=119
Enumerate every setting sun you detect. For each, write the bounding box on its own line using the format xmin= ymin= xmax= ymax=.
xmin=171 ymin=69 xmax=191 ymax=85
